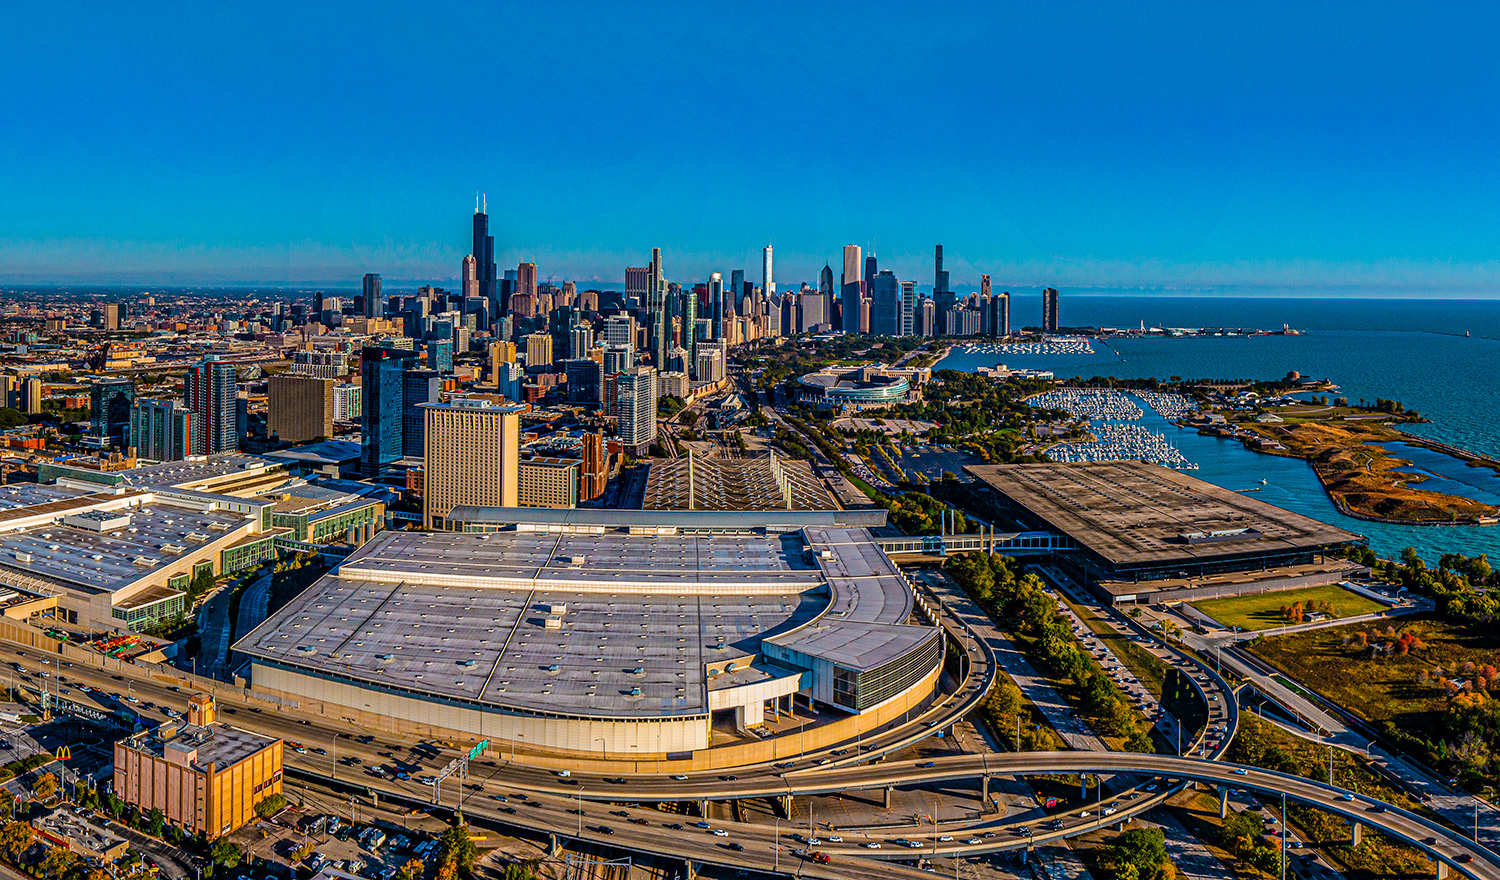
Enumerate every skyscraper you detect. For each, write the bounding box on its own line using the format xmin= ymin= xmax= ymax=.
xmin=980 ymin=273 xmax=991 ymax=300
xmin=933 ymin=245 xmax=956 ymax=334
xmin=625 ymin=266 xmax=649 ymax=303
xmin=617 ymin=366 xmax=658 ymax=455
xmin=580 ymin=432 xmax=607 ymax=501
xmin=729 ymin=269 xmax=745 ymax=316
xmin=863 ymin=253 xmax=878 ymax=290
xmin=268 ymin=374 xmax=334 ymax=443
xmin=1042 ymin=287 xmax=1060 ymax=333
xmin=869 ymin=271 xmax=902 ymax=337
xmin=762 ymin=245 xmax=775 ymax=298
xmin=402 ymin=368 xmax=442 ymax=458
xmin=130 ymin=399 xmax=195 ymax=462
xmin=184 ymin=355 xmax=236 ymax=454
xmin=360 ymin=346 xmax=419 ymax=478
xmin=900 ymin=281 xmax=917 ymax=337
xmin=707 ymin=273 xmax=723 ymax=340
xmin=421 ymin=396 xmax=523 ymax=529
xmin=840 ymin=245 xmax=862 ymax=332
xmin=473 ymin=197 xmax=499 ymax=315
xmin=647 ymin=248 xmax=667 ymax=368
xmin=517 ymin=262 xmax=538 ymax=297
xmin=462 ymin=254 xmax=478 ymax=300
xmin=362 ymin=273 xmax=383 ymax=320
xmin=89 ymin=377 xmax=135 ymax=448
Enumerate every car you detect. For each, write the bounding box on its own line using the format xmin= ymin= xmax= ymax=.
xmin=605 ymin=777 xmax=626 ymax=784
xmin=126 ymin=696 xmax=139 ymax=703
xmin=808 ymin=838 xmax=821 ymax=846
xmin=629 ymin=818 xmax=649 ymax=826
xmin=1370 ymin=805 xmax=1386 ymax=814
xmin=555 ymin=770 xmax=571 ymax=778
xmin=812 ymin=852 xmax=831 ymax=864
xmin=904 ymin=840 xmax=923 ymax=849
xmin=1458 ymin=855 xmax=1474 ymax=863
xmin=1145 ymin=783 xmax=1158 ymax=791
xmin=711 ymin=829 xmax=729 ymax=837
xmin=597 ymin=826 xmax=614 ymax=836
xmin=774 ymin=761 xmax=795 ymax=769
xmin=938 ymin=835 xmax=954 ymax=842
xmin=1080 ymin=811 xmax=1091 ymax=817
xmin=1341 ymin=793 xmax=1356 ymax=801
xmin=671 ymin=774 xmax=688 ymax=781
xmin=917 ymin=761 xmax=936 ymax=768
xmin=1424 ymin=837 xmax=1437 ymax=845
xmin=665 ymin=823 xmax=683 ymax=830
xmin=692 ymin=821 xmax=711 ymax=829
xmin=1232 ymin=768 xmax=1248 ymax=776
xmin=826 ymin=835 xmax=842 ymax=843
xmin=727 ymin=842 xmax=743 ymax=851
xmin=418 ymin=775 xmax=437 ymax=785
xmin=1103 ymin=808 xmax=1117 ymax=816
xmin=832 ymin=748 xmax=849 ymax=755
xmin=967 ymin=838 xmax=982 ymax=845
xmin=312 ymin=747 xmax=327 ymax=755
xmin=498 ymin=806 xmax=516 ymax=814
xmin=719 ymin=774 xmax=738 ymax=781
xmin=490 ymin=795 xmax=509 ymax=803
xmin=865 ymin=842 xmax=881 ymax=849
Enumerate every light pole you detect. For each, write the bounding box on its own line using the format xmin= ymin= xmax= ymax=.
xmin=576 ymin=787 xmax=584 ymax=839
xmin=1366 ymin=740 xmax=1375 ymax=758
xmin=331 ymin=734 xmax=343 ymax=781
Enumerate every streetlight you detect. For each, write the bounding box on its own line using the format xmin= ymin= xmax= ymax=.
xmin=576 ymin=786 xmax=584 ymax=839
xmin=1366 ymin=740 xmax=1375 ymax=758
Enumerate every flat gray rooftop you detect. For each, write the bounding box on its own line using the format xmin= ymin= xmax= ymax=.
xmin=967 ymin=460 xmax=1361 ymax=567
xmin=443 ymin=506 xmax=887 ymax=531
xmin=236 ymin=574 xmax=822 ymax=718
xmin=122 ymin=454 xmax=276 ymax=490
xmin=125 ymin=722 xmax=277 ymax=768
xmin=237 ymin=526 xmax=930 ymax=719
xmin=0 ymin=504 xmax=250 ymax=593
xmin=336 ymin=529 xmax=824 ymax=594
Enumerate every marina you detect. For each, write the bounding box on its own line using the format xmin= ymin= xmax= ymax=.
xmin=960 ymin=337 xmax=1095 ymax=356
xmin=1044 ymin=422 xmax=1196 ymax=469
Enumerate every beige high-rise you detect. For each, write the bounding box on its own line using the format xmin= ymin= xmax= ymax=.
xmin=421 ymin=397 xmax=523 ymax=529
xmin=267 ymin=374 xmax=334 ymax=443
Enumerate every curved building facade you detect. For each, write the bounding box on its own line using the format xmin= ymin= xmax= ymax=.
xmin=795 ymin=364 xmax=919 ymax=410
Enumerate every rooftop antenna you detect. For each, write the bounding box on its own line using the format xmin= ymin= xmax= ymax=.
xmin=483 ymin=193 xmax=487 ymax=213
xmin=475 ymin=193 xmax=479 ymax=213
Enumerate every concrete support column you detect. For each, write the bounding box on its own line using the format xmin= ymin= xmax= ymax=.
xmin=981 ymin=775 xmax=990 ymax=806
xmin=883 ymin=786 xmax=892 ymax=810
xmin=548 ymin=834 xmax=559 ymax=856
xmin=779 ymin=794 xmax=792 ymax=817
xmin=1351 ymin=821 xmax=1363 ymax=847
xmin=698 ymin=800 xmax=709 ymax=818
xmin=1437 ymin=862 xmax=1449 ymax=880
xmin=1081 ymin=777 xmax=1089 ymax=800
xmin=1117 ymin=820 xmax=1126 ymax=831
xmin=684 ymin=859 xmax=696 ymax=880
xmin=1219 ymin=786 xmax=1229 ymax=820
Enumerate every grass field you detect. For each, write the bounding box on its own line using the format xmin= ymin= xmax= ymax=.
xmin=1246 ymin=614 xmax=1498 ymax=733
xmin=1190 ymin=584 xmax=1384 ymax=632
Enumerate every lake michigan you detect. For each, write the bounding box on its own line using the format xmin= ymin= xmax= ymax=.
xmin=935 ymin=295 xmax=1500 ymax=561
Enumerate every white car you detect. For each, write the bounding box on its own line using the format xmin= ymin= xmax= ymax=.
xmin=938 ymin=835 xmax=954 ymax=842
xmin=865 ymin=842 xmax=881 ymax=849
xmin=826 ymin=835 xmax=842 ymax=843
xmin=711 ymin=829 xmax=728 ymax=837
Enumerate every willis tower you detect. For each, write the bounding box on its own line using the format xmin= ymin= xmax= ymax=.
xmin=473 ymin=195 xmax=500 ymax=317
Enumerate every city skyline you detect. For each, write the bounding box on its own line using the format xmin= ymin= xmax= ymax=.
xmin=4 ymin=4 xmax=1500 ymax=294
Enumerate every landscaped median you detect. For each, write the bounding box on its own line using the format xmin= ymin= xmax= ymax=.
xmin=1190 ymin=583 xmax=1386 ymax=632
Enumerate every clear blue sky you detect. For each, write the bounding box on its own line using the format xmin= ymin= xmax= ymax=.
xmin=3 ymin=2 xmax=1499 ymax=294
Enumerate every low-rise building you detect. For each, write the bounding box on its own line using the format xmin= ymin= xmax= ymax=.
xmin=114 ymin=696 xmax=283 ymax=841
xmin=518 ymin=457 xmax=579 ymax=508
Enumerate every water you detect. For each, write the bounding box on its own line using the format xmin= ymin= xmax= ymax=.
xmin=936 ymin=295 xmax=1500 ymax=561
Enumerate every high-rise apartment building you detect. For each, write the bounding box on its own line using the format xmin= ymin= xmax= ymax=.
xmin=363 ymin=273 xmax=383 ymax=319
xmin=421 ymin=396 xmax=523 ymax=529
xmin=869 ymin=270 xmax=902 ymax=337
xmin=707 ymin=273 xmax=724 ymax=340
xmin=268 ymin=374 xmax=334 ymax=443
xmin=900 ymin=281 xmax=917 ymax=337
xmin=1042 ymin=288 xmax=1060 ymax=332
xmin=289 ymin=350 xmax=346 ymax=378
xmin=730 ymin=269 xmax=745 ymax=315
xmin=647 ymin=248 xmax=668 ymax=368
xmin=333 ymin=382 xmax=362 ymax=422
xmin=184 ymin=355 xmax=237 ymax=454
xmin=89 ymin=377 xmax=135 ymax=448
xmin=580 ymin=432 xmax=608 ymax=501
xmin=694 ymin=340 xmax=726 ymax=383
xmin=603 ymin=315 xmax=636 ymax=350
xmin=104 ymin=303 xmax=127 ymax=331
xmin=129 ymin=399 xmax=195 ymax=461
xmin=524 ymin=332 xmax=554 ymax=370
xmin=360 ymin=346 xmax=419 ymax=478
xmin=616 ymin=366 xmax=657 ymax=455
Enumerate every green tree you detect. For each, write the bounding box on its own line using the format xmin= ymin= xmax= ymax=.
xmin=395 ymin=858 xmax=426 ymax=880
xmin=210 ymin=838 xmax=242 ymax=870
xmin=438 ymin=823 xmax=479 ymax=878
xmin=1106 ymin=827 xmax=1173 ymax=880
xmin=0 ymin=821 xmax=32 ymax=861
xmin=146 ymin=808 xmax=165 ymax=838
xmin=31 ymin=771 xmax=56 ymax=802
xmin=253 ymin=793 xmax=286 ymax=819
xmin=38 ymin=846 xmax=78 ymax=880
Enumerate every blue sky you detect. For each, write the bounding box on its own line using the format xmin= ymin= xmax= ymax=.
xmin=3 ymin=2 xmax=1499 ymax=293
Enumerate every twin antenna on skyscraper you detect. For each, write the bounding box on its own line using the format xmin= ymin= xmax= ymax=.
xmin=475 ymin=192 xmax=487 ymax=213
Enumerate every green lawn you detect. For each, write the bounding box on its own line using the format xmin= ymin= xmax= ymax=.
xmin=1190 ymin=584 xmax=1384 ymax=632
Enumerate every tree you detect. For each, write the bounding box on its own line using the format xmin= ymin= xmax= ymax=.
xmin=146 ymin=808 xmax=165 ymax=838
xmin=0 ymin=821 xmax=32 ymax=861
xmin=395 ymin=858 xmax=426 ymax=880
xmin=210 ymin=839 xmax=242 ymax=870
xmin=32 ymin=771 xmax=56 ymax=802
xmin=38 ymin=846 xmax=78 ymax=880
xmin=438 ymin=823 xmax=479 ymax=878
xmin=253 ymin=793 xmax=286 ymax=819
xmin=1107 ymin=827 xmax=1173 ymax=880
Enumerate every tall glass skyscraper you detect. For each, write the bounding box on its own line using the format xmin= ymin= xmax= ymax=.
xmin=473 ymin=196 xmax=499 ymax=316
xmin=184 ymin=355 xmax=236 ymax=454
xmin=869 ymin=271 xmax=902 ymax=337
xmin=360 ymin=346 xmax=419 ymax=478
xmin=363 ymin=273 xmax=383 ymax=319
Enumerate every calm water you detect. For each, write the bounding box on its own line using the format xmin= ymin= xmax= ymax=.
xmin=937 ymin=296 xmax=1500 ymax=560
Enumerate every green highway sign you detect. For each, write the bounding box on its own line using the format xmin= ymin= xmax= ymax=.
xmin=468 ymin=740 xmax=489 ymax=761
